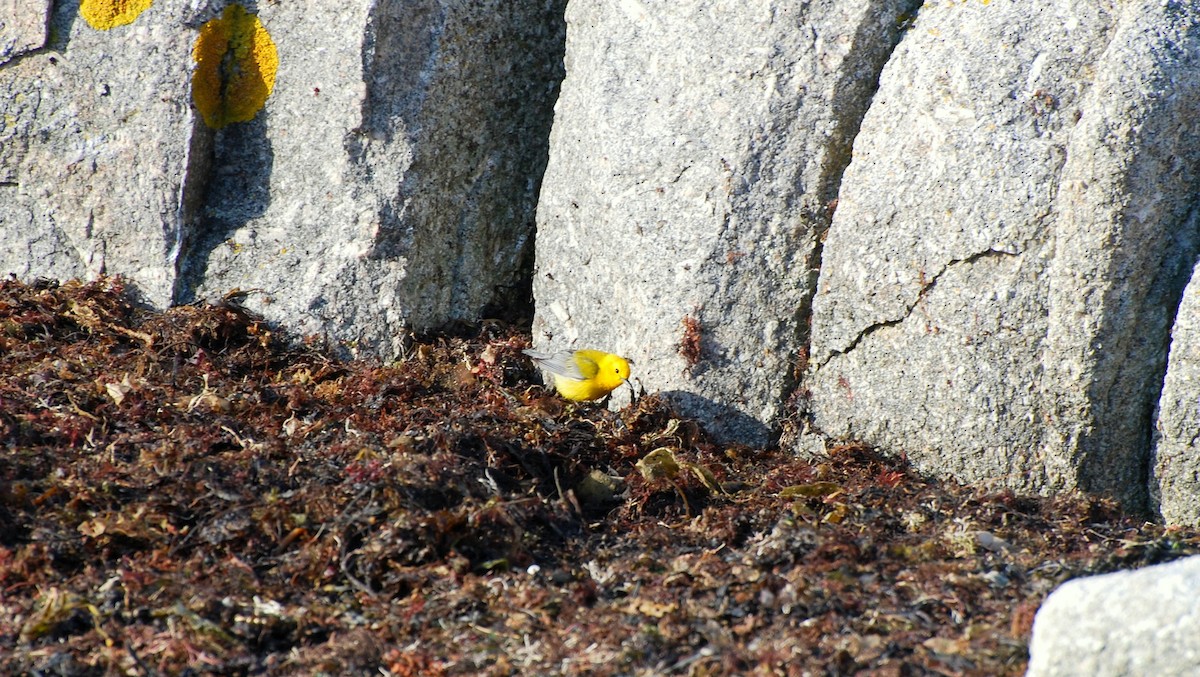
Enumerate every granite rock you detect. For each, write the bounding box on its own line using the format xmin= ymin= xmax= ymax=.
xmin=0 ymin=0 xmax=52 ymax=65
xmin=1027 ymin=555 xmax=1200 ymax=676
xmin=1151 ymin=260 xmax=1200 ymax=525
xmin=0 ymin=0 xmax=206 ymax=306
xmin=807 ymin=0 xmax=1200 ymax=510
xmin=181 ymin=0 xmax=565 ymax=357
xmin=531 ymin=0 xmax=916 ymax=443
xmin=1 ymin=0 xmax=564 ymax=360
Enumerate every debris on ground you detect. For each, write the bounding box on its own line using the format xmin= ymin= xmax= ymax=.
xmin=1 ymin=276 xmax=1197 ymax=675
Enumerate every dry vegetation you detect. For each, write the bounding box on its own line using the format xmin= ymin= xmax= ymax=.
xmin=1 ymin=276 xmax=1197 ymax=676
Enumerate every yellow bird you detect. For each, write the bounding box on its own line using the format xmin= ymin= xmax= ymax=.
xmin=523 ymin=348 xmax=632 ymax=401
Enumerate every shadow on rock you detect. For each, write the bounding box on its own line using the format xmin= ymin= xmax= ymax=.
xmin=659 ymin=390 xmax=776 ymax=448
xmin=176 ymin=111 xmax=274 ymax=303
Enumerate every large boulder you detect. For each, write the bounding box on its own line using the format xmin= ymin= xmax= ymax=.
xmin=1027 ymin=555 xmax=1200 ymax=676
xmin=1151 ymin=261 xmax=1200 ymax=525
xmin=182 ymin=0 xmax=565 ymax=357
xmin=807 ymin=0 xmax=1200 ymax=511
xmin=531 ymin=0 xmax=917 ymax=444
xmin=0 ymin=0 xmax=206 ymax=305
xmin=1 ymin=0 xmax=565 ymax=359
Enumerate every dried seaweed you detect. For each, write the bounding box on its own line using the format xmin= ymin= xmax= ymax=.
xmin=1 ymin=276 xmax=1197 ymax=675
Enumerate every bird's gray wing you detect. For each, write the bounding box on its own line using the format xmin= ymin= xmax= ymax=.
xmin=522 ymin=349 xmax=586 ymax=380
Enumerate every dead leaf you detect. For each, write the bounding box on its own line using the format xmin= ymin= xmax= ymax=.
xmin=104 ymin=375 xmax=133 ymax=405
xmin=637 ymin=447 xmax=681 ymax=482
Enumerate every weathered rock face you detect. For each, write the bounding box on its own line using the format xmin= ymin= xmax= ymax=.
xmin=1039 ymin=2 xmax=1200 ymax=512
xmin=807 ymin=0 xmax=1200 ymax=512
xmin=1152 ymin=262 xmax=1200 ymax=526
xmin=1 ymin=0 xmax=564 ymax=358
xmin=0 ymin=0 xmax=52 ymax=65
xmin=1027 ymin=555 xmax=1200 ymax=677
xmin=183 ymin=0 xmax=565 ymax=358
xmin=0 ymin=0 xmax=206 ymax=306
xmin=531 ymin=0 xmax=917 ymax=444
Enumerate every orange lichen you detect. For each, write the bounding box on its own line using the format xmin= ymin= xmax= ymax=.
xmin=80 ymin=0 xmax=154 ymax=30
xmin=192 ymin=4 xmax=278 ymax=129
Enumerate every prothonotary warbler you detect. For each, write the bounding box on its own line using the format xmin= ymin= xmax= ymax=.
xmin=523 ymin=348 xmax=631 ymax=401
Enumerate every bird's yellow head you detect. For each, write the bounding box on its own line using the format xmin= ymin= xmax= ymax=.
xmin=590 ymin=353 xmax=631 ymax=396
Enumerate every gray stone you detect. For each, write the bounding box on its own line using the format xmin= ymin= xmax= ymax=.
xmin=1039 ymin=2 xmax=1200 ymax=511
xmin=0 ymin=0 xmax=206 ymax=305
xmin=807 ymin=0 xmax=1200 ymax=510
xmin=1027 ymin=555 xmax=1200 ymax=676
xmin=0 ymin=0 xmax=51 ymax=65
xmin=2 ymin=1 xmax=564 ymax=360
xmin=182 ymin=0 xmax=564 ymax=358
xmin=531 ymin=0 xmax=916 ymax=444
xmin=1151 ymin=261 xmax=1200 ymax=526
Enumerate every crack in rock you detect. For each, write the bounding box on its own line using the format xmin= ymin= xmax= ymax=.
xmin=818 ymin=247 xmax=1019 ymax=366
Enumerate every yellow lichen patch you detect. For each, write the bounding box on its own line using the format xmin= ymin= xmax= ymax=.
xmin=192 ymin=4 xmax=279 ymax=129
xmin=80 ymin=0 xmax=155 ymax=30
